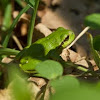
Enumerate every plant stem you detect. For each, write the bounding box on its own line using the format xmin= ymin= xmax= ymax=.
xmin=2 ymin=3 xmax=12 ymax=31
xmin=0 ymin=48 xmax=20 ymax=55
xmin=2 ymin=4 xmax=30 ymax=48
xmin=27 ymin=0 xmax=40 ymax=46
xmin=12 ymin=35 xmax=23 ymax=50
xmin=77 ymin=66 xmax=88 ymax=72
xmin=15 ymin=0 xmax=25 ymax=8
xmin=66 ymin=26 xmax=90 ymax=49
xmin=63 ymin=61 xmax=88 ymax=72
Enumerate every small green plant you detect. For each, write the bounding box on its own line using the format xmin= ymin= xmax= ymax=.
xmin=84 ymin=13 xmax=100 ymax=68
xmin=88 ymin=34 xmax=100 ymax=68
xmin=35 ymin=60 xmax=63 ymax=80
xmin=84 ymin=13 xmax=100 ymax=30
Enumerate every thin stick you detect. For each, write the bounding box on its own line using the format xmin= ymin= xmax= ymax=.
xmin=12 ymin=35 xmax=23 ymax=50
xmin=66 ymin=26 xmax=90 ymax=49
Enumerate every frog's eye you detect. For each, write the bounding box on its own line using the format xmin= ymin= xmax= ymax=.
xmin=62 ymin=32 xmax=75 ymax=48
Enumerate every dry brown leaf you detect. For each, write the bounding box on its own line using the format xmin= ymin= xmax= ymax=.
xmin=60 ymin=48 xmax=69 ymax=61
xmin=41 ymin=0 xmax=51 ymax=6
xmin=2 ymin=57 xmax=13 ymax=64
xmin=51 ymin=0 xmax=61 ymax=6
xmin=21 ymin=23 xmax=28 ymax=36
xmin=0 ymin=89 xmax=11 ymax=100
xmin=41 ymin=9 xmax=70 ymax=29
xmin=89 ymin=60 xmax=99 ymax=71
xmin=68 ymin=49 xmax=81 ymax=62
xmin=35 ymin=23 xmax=52 ymax=37
xmin=28 ymin=82 xmax=40 ymax=98
xmin=75 ymin=59 xmax=89 ymax=68
xmin=13 ymin=11 xmax=31 ymax=22
xmin=28 ymin=77 xmax=46 ymax=89
xmin=44 ymin=86 xmax=50 ymax=100
xmin=89 ymin=60 xmax=96 ymax=67
xmin=13 ymin=11 xmax=30 ymax=36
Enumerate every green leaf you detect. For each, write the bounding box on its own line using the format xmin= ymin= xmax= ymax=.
xmin=93 ymin=35 xmax=100 ymax=51
xmin=2 ymin=3 xmax=12 ymax=31
xmin=50 ymin=76 xmax=100 ymax=100
xmin=50 ymin=84 xmax=100 ymax=100
xmin=0 ymin=47 xmax=20 ymax=55
xmin=15 ymin=0 xmax=26 ymax=8
xmin=84 ymin=13 xmax=100 ymax=29
xmin=25 ymin=0 xmax=35 ymax=7
xmin=7 ymin=66 xmax=33 ymax=100
xmin=88 ymin=34 xmax=100 ymax=67
xmin=12 ymin=76 xmax=32 ymax=100
xmin=35 ymin=60 xmax=63 ymax=80
xmin=50 ymin=76 xmax=80 ymax=91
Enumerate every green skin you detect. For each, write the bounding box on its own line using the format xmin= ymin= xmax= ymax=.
xmin=16 ymin=27 xmax=75 ymax=73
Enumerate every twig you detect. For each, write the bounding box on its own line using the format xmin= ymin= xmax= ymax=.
xmin=66 ymin=26 xmax=90 ymax=49
xmin=12 ymin=35 xmax=23 ymax=50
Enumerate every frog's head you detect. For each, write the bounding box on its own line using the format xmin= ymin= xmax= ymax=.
xmin=56 ymin=27 xmax=75 ymax=48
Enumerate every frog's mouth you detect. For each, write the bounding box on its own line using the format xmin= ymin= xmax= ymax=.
xmin=61 ymin=33 xmax=75 ymax=48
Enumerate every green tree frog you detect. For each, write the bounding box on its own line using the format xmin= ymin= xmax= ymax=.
xmin=16 ymin=27 xmax=75 ymax=73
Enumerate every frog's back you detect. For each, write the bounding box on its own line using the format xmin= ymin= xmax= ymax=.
xmin=33 ymin=27 xmax=72 ymax=55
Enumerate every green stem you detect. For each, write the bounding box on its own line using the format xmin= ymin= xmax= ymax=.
xmin=63 ymin=61 xmax=88 ymax=72
xmin=2 ymin=3 xmax=12 ymax=31
xmin=15 ymin=0 xmax=25 ymax=8
xmin=0 ymin=48 xmax=20 ymax=55
xmin=2 ymin=4 xmax=30 ymax=48
xmin=27 ymin=0 xmax=40 ymax=46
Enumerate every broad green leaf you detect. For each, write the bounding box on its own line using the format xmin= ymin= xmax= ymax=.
xmin=12 ymin=76 xmax=32 ymax=100
xmin=50 ymin=76 xmax=100 ymax=100
xmin=50 ymin=84 xmax=100 ymax=100
xmin=84 ymin=13 xmax=100 ymax=29
xmin=8 ymin=66 xmax=33 ymax=100
xmin=93 ymin=35 xmax=100 ymax=51
xmin=88 ymin=34 xmax=100 ymax=67
xmin=25 ymin=0 xmax=35 ymax=7
xmin=50 ymin=76 xmax=80 ymax=91
xmin=35 ymin=60 xmax=63 ymax=80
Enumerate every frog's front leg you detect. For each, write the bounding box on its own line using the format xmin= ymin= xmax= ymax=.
xmin=46 ymin=48 xmax=76 ymax=68
xmin=46 ymin=47 xmax=63 ymax=61
xmin=19 ymin=57 xmax=47 ymax=73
